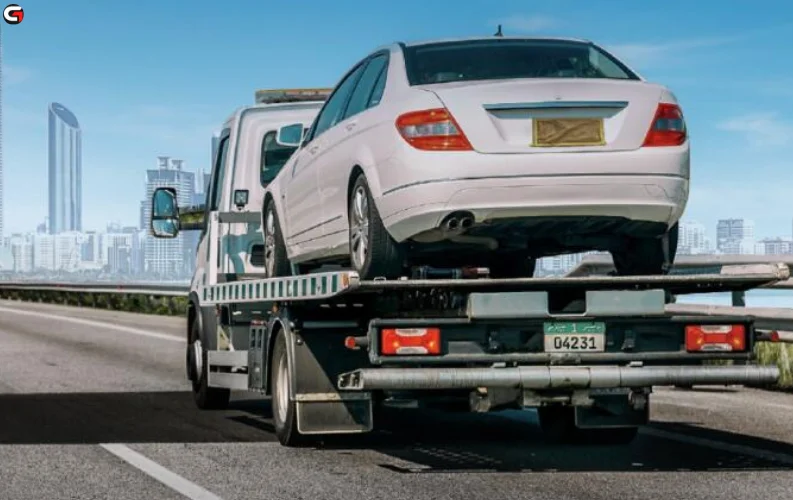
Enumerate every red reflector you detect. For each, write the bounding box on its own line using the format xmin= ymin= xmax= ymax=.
xmin=685 ymin=324 xmax=746 ymax=352
xmin=381 ymin=328 xmax=441 ymax=355
xmin=344 ymin=336 xmax=358 ymax=350
xmin=643 ymin=103 xmax=687 ymax=147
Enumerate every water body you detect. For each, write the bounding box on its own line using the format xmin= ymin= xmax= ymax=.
xmin=676 ymin=289 xmax=793 ymax=308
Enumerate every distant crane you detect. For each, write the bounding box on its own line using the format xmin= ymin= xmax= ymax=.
xmin=494 ymin=24 xmax=503 ymax=37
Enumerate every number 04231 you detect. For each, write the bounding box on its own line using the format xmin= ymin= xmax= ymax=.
xmin=543 ymin=321 xmax=606 ymax=353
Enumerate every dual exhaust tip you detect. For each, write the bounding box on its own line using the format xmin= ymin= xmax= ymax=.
xmin=442 ymin=212 xmax=474 ymax=232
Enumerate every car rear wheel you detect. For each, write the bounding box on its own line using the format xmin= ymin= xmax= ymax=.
xmin=611 ymin=222 xmax=679 ymax=276
xmin=263 ymin=198 xmax=292 ymax=278
xmin=348 ymin=174 xmax=404 ymax=280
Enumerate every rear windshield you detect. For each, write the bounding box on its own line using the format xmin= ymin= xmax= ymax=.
xmin=402 ymin=39 xmax=639 ymax=86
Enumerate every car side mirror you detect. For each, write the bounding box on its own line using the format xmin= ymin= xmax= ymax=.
xmin=276 ymin=123 xmax=304 ymax=147
xmin=151 ymin=187 xmax=180 ymax=238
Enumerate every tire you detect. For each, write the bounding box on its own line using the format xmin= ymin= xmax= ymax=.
xmin=611 ymin=222 xmax=679 ymax=276
xmin=188 ymin=319 xmax=230 ymax=410
xmin=270 ymin=331 xmax=303 ymax=447
xmin=348 ymin=174 xmax=404 ymax=280
xmin=487 ymin=253 xmax=537 ymax=278
xmin=262 ymin=198 xmax=292 ymax=278
xmin=537 ymin=406 xmax=638 ymax=446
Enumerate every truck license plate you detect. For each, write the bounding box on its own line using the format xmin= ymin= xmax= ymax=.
xmin=543 ymin=321 xmax=606 ymax=353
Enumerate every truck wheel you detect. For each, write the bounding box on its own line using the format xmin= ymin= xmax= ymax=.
xmin=348 ymin=174 xmax=404 ymax=280
xmin=270 ymin=331 xmax=303 ymax=446
xmin=611 ymin=223 xmax=679 ymax=276
xmin=263 ymin=198 xmax=292 ymax=278
xmin=188 ymin=319 xmax=230 ymax=410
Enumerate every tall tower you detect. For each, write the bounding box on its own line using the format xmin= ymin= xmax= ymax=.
xmin=0 ymin=24 xmax=5 ymax=240
xmin=48 ymin=103 xmax=82 ymax=234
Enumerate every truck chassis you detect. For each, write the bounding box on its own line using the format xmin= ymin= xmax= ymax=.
xmin=185 ymin=235 xmax=786 ymax=446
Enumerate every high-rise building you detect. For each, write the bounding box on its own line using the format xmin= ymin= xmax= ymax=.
xmin=756 ymin=238 xmax=793 ymax=256
xmin=678 ymin=220 xmax=709 ymax=255
xmin=0 ymin=27 xmax=5 ymax=241
xmin=48 ymin=102 xmax=82 ymax=234
xmin=716 ymin=218 xmax=755 ymax=254
xmin=143 ymin=156 xmax=195 ymax=277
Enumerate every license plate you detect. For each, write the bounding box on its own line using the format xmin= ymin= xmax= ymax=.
xmin=532 ymin=118 xmax=605 ymax=147
xmin=543 ymin=321 xmax=606 ymax=352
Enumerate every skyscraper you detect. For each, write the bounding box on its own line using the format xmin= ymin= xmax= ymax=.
xmin=48 ymin=102 xmax=82 ymax=234
xmin=0 ymin=27 xmax=5 ymax=241
xmin=716 ymin=218 xmax=755 ymax=255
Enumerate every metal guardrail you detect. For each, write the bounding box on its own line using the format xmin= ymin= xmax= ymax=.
xmin=0 ymin=282 xmax=188 ymax=296
xmin=1 ymin=255 xmax=792 ymax=343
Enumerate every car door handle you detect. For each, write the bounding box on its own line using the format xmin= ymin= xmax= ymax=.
xmin=345 ymin=122 xmax=357 ymax=132
xmin=309 ymin=145 xmax=319 ymax=154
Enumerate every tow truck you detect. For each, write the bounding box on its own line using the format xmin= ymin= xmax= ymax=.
xmin=149 ymin=88 xmax=784 ymax=447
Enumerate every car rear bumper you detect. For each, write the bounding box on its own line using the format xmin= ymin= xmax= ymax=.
xmin=379 ymin=174 xmax=688 ymax=242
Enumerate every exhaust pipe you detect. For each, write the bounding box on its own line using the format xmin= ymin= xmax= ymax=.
xmin=444 ymin=217 xmax=460 ymax=231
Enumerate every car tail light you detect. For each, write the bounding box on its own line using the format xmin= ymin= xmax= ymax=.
xmin=395 ymin=108 xmax=473 ymax=151
xmin=381 ymin=328 xmax=441 ymax=355
xmin=685 ymin=324 xmax=746 ymax=352
xmin=642 ymin=103 xmax=687 ymax=147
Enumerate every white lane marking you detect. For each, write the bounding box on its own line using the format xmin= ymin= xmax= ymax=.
xmin=0 ymin=306 xmax=182 ymax=343
xmin=100 ymin=444 xmax=224 ymax=500
xmin=641 ymin=428 xmax=793 ymax=467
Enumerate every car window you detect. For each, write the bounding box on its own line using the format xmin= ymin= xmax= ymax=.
xmin=343 ymin=54 xmax=389 ymax=119
xmin=208 ymin=133 xmax=230 ymax=211
xmin=402 ymin=39 xmax=639 ymax=85
xmin=368 ymin=65 xmax=387 ymax=107
xmin=260 ymin=130 xmax=299 ymax=186
xmin=310 ymin=63 xmax=366 ymax=138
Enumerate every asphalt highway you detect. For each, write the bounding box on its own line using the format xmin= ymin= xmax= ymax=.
xmin=1 ymin=299 xmax=792 ymax=500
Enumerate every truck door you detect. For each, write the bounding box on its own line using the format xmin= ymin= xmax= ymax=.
xmin=199 ymin=127 xmax=232 ymax=283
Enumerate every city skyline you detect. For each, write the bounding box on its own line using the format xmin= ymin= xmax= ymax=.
xmin=3 ymin=1 xmax=792 ymax=237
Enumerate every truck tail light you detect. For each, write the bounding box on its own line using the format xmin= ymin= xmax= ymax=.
xmin=381 ymin=328 xmax=441 ymax=355
xmin=395 ymin=108 xmax=473 ymax=151
xmin=642 ymin=103 xmax=687 ymax=147
xmin=685 ymin=324 xmax=746 ymax=352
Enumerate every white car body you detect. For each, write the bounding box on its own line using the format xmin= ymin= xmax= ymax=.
xmin=264 ymin=36 xmax=689 ymax=277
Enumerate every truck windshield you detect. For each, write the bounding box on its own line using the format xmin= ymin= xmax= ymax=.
xmin=261 ymin=131 xmax=298 ymax=185
xmin=402 ymin=39 xmax=639 ymax=85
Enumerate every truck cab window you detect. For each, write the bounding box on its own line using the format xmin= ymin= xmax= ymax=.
xmin=261 ymin=131 xmax=299 ymax=186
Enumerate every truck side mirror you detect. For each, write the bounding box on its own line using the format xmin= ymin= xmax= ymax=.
xmin=276 ymin=123 xmax=304 ymax=147
xmin=151 ymin=187 xmax=180 ymax=238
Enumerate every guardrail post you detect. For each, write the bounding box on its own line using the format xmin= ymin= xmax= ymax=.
xmin=732 ymin=290 xmax=746 ymax=307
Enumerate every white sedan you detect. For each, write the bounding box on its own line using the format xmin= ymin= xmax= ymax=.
xmin=262 ymin=36 xmax=688 ymax=280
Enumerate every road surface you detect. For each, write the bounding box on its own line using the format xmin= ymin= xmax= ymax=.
xmin=1 ymin=299 xmax=792 ymax=500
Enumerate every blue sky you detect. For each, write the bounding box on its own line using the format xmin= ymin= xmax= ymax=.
xmin=3 ymin=0 xmax=793 ymax=239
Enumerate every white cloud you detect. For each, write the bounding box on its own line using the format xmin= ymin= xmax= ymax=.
xmin=717 ymin=112 xmax=793 ymax=147
xmin=492 ymin=15 xmax=559 ymax=33
xmin=4 ymin=65 xmax=32 ymax=85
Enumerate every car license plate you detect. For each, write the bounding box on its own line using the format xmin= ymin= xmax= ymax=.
xmin=543 ymin=321 xmax=606 ymax=352
xmin=532 ymin=118 xmax=605 ymax=147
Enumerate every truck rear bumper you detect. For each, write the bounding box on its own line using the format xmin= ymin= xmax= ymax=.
xmin=337 ymin=364 xmax=780 ymax=391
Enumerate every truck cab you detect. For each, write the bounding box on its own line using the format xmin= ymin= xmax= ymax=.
xmin=148 ymin=88 xmax=330 ymax=406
